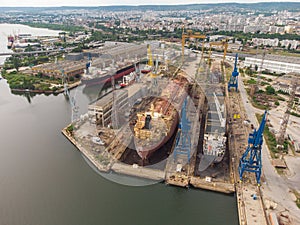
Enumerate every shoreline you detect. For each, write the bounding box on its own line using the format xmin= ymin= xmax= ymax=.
xmin=9 ymin=80 xmax=81 ymax=94
xmin=61 ymin=122 xmax=235 ymax=194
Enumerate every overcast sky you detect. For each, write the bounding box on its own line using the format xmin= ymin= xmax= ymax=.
xmin=0 ymin=0 xmax=298 ymax=7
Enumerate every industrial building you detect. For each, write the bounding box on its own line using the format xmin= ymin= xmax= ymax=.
xmin=32 ymin=59 xmax=86 ymax=78
xmin=88 ymin=89 xmax=128 ymax=127
xmin=244 ymin=55 xmax=300 ymax=74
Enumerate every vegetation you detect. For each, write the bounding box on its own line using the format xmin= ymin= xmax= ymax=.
xmin=297 ymin=197 xmax=300 ymax=209
xmin=21 ymin=22 xmax=85 ymax=33
xmin=2 ymin=71 xmax=62 ymax=91
xmin=277 ymin=90 xmax=290 ymax=96
xmin=290 ymin=111 xmax=300 ymax=118
xmin=67 ymin=124 xmax=74 ymax=133
xmin=3 ymin=55 xmax=51 ymax=70
xmin=247 ymin=78 xmax=257 ymax=85
xmin=252 ymin=96 xmax=268 ymax=110
xmin=266 ymin=85 xmax=276 ymax=95
xmin=275 ymin=101 xmax=280 ymax=106
xmin=260 ymin=81 xmax=270 ymax=86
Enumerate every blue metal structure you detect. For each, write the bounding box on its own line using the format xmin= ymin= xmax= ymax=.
xmin=228 ymin=53 xmax=239 ymax=92
xmin=86 ymin=53 xmax=92 ymax=74
xmin=238 ymin=110 xmax=268 ymax=184
xmin=173 ymin=98 xmax=191 ymax=162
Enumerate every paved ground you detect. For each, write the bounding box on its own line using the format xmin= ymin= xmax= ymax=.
xmin=239 ymin=75 xmax=300 ymax=224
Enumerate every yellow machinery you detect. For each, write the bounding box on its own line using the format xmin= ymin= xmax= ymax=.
xmin=181 ymin=28 xmax=206 ymax=63
xmin=208 ymin=39 xmax=228 ymax=62
xmin=147 ymin=44 xmax=154 ymax=68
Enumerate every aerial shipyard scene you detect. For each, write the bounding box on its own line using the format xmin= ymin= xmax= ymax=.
xmin=0 ymin=1 xmax=299 ymax=225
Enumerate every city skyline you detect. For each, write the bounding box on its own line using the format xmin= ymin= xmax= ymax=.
xmin=1 ymin=0 xmax=299 ymax=7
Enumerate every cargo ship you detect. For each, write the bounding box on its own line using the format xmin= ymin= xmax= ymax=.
xmin=198 ymin=89 xmax=227 ymax=172
xmin=132 ymin=78 xmax=187 ymax=160
xmin=81 ymin=63 xmax=136 ymax=87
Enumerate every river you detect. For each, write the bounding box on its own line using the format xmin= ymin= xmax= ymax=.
xmin=0 ymin=24 xmax=238 ymax=225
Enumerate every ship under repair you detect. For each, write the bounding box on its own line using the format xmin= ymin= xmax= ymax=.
xmin=198 ymin=88 xmax=227 ymax=172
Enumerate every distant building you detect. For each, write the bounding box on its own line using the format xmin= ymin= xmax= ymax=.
xmin=252 ymin=38 xmax=279 ymax=47
xmin=244 ymin=55 xmax=300 ymax=74
xmin=65 ymin=53 xmax=84 ymax=61
xmin=32 ymin=60 xmax=86 ymax=78
xmin=243 ymin=25 xmax=269 ymax=33
xmin=280 ymin=40 xmax=299 ymax=49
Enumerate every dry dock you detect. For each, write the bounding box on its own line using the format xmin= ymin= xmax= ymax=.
xmin=62 ymin=52 xmax=272 ymax=225
xmin=62 ymin=60 xmax=237 ymax=195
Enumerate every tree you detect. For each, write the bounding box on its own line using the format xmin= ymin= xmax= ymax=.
xmin=12 ymin=57 xmax=21 ymax=72
xmin=266 ymin=85 xmax=275 ymax=95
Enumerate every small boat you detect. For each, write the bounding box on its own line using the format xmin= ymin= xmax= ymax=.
xmin=141 ymin=64 xmax=152 ymax=74
xmin=119 ymin=71 xmax=136 ymax=88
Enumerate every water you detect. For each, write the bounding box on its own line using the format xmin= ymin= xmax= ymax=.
xmin=0 ymin=23 xmax=61 ymax=65
xmin=0 ymin=23 xmax=239 ymax=225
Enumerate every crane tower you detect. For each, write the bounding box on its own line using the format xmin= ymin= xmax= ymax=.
xmin=278 ymin=77 xmax=298 ymax=145
xmin=239 ymin=110 xmax=268 ymax=185
xmin=228 ymin=53 xmax=239 ymax=92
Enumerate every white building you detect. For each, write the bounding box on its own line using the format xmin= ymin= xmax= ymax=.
xmin=88 ymin=89 xmax=128 ymax=127
xmin=252 ymin=38 xmax=279 ymax=47
xmin=244 ymin=55 xmax=300 ymax=74
xmin=280 ymin=40 xmax=299 ymax=49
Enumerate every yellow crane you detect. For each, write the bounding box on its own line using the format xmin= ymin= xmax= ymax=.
xmin=147 ymin=44 xmax=153 ymax=68
xmin=208 ymin=39 xmax=228 ymax=62
xmin=181 ymin=28 xmax=206 ymax=63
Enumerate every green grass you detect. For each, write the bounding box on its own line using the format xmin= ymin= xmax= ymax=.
xmin=290 ymin=111 xmax=300 ymax=118
xmin=252 ymin=96 xmax=268 ymax=110
xmin=2 ymin=71 xmax=61 ymax=91
xmin=247 ymin=78 xmax=257 ymax=85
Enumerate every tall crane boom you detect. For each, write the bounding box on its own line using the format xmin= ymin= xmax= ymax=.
xmin=147 ymin=44 xmax=153 ymax=67
xmin=239 ymin=110 xmax=268 ymax=184
xmin=278 ymin=77 xmax=298 ymax=145
xmin=228 ymin=53 xmax=239 ymax=92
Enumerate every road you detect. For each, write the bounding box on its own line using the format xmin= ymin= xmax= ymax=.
xmin=239 ymin=75 xmax=300 ymax=224
xmin=0 ymin=48 xmax=73 ymax=56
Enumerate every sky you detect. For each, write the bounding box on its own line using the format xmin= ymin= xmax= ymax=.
xmin=0 ymin=0 xmax=298 ymax=7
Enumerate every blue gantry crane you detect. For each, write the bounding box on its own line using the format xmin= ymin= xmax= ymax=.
xmin=174 ymin=98 xmax=191 ymax=162
xmin=238 ymin=110 xmax=268 ymax=185
xmin=228 ymin=53 xmax=239 ymax=92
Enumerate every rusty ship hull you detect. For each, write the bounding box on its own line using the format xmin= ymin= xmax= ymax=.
xmin=132 ymin=78 xmax=188 ymax=160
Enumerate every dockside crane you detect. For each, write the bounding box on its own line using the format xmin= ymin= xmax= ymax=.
xmin=174 ymin=98 xmax=192 ymax=162
xmin=181 ymin=27 xmax=206 ymax=63
xmin=228 ymin=53 xmax=239 ymax=92
xmin=208 ymin=39 xmax=228 ymax=63
xmin=61 ymin=69 xmax=79 ymax=122
xmin=239 ymin=110 xmax=268 ymax=185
